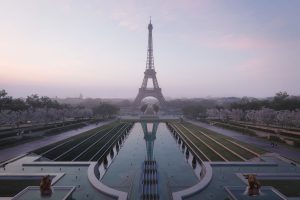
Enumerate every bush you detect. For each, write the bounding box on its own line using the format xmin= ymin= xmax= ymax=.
xmin=214 ymin=122 xmax=257 ymax=136
xmin=291 ymin=139 xmax=300 ymax=147
xmin=269 ymin=135 xmax=285 ymax=143
xmin=45 ymin=123 xmax=86 ymax=135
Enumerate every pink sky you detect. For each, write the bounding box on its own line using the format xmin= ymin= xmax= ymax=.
xmin=0 ymin=0 xmax=299 ymax=98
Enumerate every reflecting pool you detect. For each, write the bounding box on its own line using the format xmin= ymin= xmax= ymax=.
xmin=101 ymin=122 xmax=199 ymax=200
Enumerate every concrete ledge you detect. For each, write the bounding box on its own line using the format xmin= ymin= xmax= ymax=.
xmin=87 ymin=162 xmax=127 ymax=200
xmin=12 ymin=186 xmax=76 ymax=200
xmin=209 ymin=161 xmax=278 ymax=166
xmin=224 ymin=186 xmax=287 ymax=200
xmin=23 ymin=161 xmax=92 ymax=167
xmin=172 ymin=162 xmax=212 ymax=200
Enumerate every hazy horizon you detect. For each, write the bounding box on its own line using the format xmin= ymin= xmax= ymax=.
xmin=1 ymin=1 xmax=300 ymax=98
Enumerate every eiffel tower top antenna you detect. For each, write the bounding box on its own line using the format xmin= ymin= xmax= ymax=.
xmin=147 ymin=17 xmax=154 ymax=70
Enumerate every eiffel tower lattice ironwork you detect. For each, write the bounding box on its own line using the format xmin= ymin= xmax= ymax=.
xmin=133 ymin=19 xmax=166 ymax=107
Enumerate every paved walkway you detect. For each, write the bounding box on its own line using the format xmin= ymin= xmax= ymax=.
xmin=187 ymin=119 xmax=300 ymax=162
xmin=0 ymin=120 xmax=114 ymax=163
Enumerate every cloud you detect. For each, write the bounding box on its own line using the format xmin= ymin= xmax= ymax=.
xmin=186 ymin=33 xmax=275 ymax=51
xmin=111 ymin=4 xmax=142 ymax=31
xmin=108 ymin=0 xmax=210 ymax=31
xmin=215 ymin=34 xmax=274 ymax=50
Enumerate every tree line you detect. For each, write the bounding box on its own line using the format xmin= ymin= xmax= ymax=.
xmin=231 ymin=92 xmax=300 ymax=111
xmin=182 ymin=92 xmax=300 ymax=127
xmin=0 ymin=89 xmax=119 ymax=127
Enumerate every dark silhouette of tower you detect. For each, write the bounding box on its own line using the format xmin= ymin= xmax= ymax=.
xmin=141 ymin=122 xmax=159 ymax=160
xmin=140 ymin=122 xmax=159 ymax=199
xmin=133 ymin=19 xmax=166 ymax=108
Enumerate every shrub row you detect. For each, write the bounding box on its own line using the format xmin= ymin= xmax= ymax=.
xmin=44 ymin=123 xmax=87 ymax=135
xmin=214 ymin=122 xmax=257 ymax=136
xmin=0 ymin=119 xmax=92 ymax=140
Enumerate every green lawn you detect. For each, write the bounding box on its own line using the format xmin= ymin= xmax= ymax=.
xmin=186 ymin=122 xmax=266 ymax=155
xmin=170 ymin=121 xmax=268 ymax=163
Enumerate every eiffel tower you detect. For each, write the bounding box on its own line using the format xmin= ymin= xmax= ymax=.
xmin=133 ymin=19 xmax=166 ymax=108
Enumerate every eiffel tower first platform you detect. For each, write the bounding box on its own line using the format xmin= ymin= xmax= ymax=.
xmin=133 ymin=19 xmax=166 ymax=108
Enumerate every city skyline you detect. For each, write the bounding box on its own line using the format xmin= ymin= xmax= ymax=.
xmin=1 ymin=0 xmax=299 ymax=98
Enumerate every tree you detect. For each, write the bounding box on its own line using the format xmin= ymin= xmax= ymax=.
xmin=182 ymin=104 xmax=206 ymax=119
xmin=26 ymin=94 xmax=42 ymax=111
xmin=58 ymin=104 xmax=70 ymax=125
xmin=41 ymin=96 xmax=55 ymax=124
xmin=92 ymin=103 xmax=119 ymax=119
xmin=230 ymin=92 xmax=300 ymax=112
xmin=10 ymin=98 xmax=28 ymax=129
xmin=0 ymin=89 xmax=12 ymax=112
xmin=274 ymin=91 xmax=289 ymax=101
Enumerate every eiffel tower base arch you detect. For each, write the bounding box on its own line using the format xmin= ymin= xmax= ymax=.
xmin=133 ymin=88 xmax=166 ymax=108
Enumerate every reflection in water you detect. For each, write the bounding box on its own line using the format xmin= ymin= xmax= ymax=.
xmin=100 ymin=122 xmax=200 ymax=200
xmin=140 ymin=122 xmax=159 ymax=200
xmin=141 ymin=122 xmax=158 ymax=161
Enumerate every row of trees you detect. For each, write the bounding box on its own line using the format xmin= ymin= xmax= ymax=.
xmin=182 ymin=92 xmax=300 ymax=127
xmin=206 ymin=108 xmax=300 ymax=127
xmin=182 ymin=104 xmax=206 ymax=119
xmin=0 ymin=90 xmax=120 ymax=128
xmin=92 ymin=103 xmax=120 ymax=119
xmin=0 ymin=90 xmax=93 ymax=127
xmin=231 ymin=92 xmax=300 ymax=111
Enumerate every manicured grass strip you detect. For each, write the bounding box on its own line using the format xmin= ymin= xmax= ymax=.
xmin=45 ymin=123 xmax=122 ymax=160
xmin=225 ymin=139 xmax=260 ymax=159
xmin=35 ymin=123 xmax=118 ymax=159
xmin=236 ymin=141 xmax=266 ymax=155
xmin=173 ymin=123 xmax=224 ymax=161
xmin=186 ymin=122 xmax=266 ymax=155
xmin=183 ymin=124 xmax=246 ymax=161
xmin=184 ymin=123 xmax=258 ymax=160
xmin=33 ymin=122 xmax=116 ymax=155
xmin=169 ymin=123 xmax=210 ymax=162
xmin=66 ymin=123 xmax=127 ymax=161
xmin=90 ymin=124 xmax=131 ymax=162
xmin=71 ymin=124 xmax=125 ymax=161
xmin=174 ymin=123 xmax=218 ymax=161
xmin=55 ymin=123 xmax=125 ymax=161
xmin=181 ymin=123 xmax=242 ymax=161
xmin=179 ymin=123 xmax=229 ymax=161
